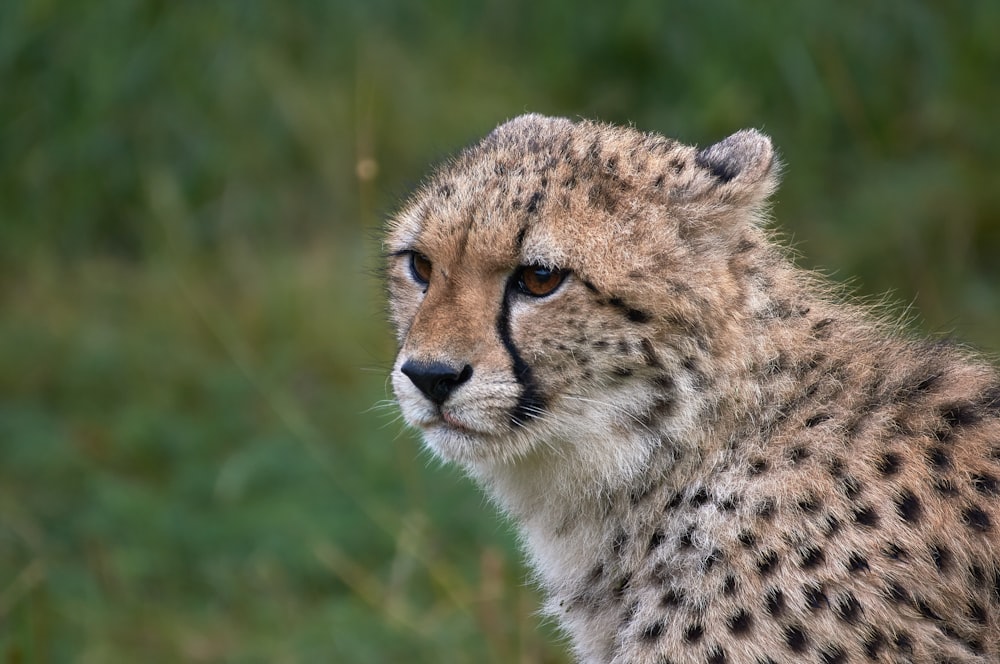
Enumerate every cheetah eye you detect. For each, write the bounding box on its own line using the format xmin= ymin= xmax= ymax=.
xmin=516 ymin=265 xmax=567 ymax=297
xmin=408 ymin=251 xmax=433 ymax=286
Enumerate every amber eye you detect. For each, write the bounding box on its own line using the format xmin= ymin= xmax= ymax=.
xmin=516 ymin=265 xmax=566 ymax=297
xmin=409 ymin=252 xmax=433 ymax=285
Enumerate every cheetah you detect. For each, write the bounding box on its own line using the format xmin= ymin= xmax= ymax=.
xmin=384 ymin=114 xmax=1000 ymax=663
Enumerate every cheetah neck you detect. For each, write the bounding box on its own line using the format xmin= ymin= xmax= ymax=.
xmin=470 ymin=281 xmax=846 ymax=589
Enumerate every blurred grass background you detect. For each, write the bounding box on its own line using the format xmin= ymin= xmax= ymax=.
xmin=1 ymin=1 xmax=998 ymax=661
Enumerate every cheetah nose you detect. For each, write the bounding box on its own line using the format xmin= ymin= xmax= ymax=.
xmin=401 ymin=359 xmax=473 ymax=405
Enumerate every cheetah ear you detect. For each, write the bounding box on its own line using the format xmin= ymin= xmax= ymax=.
xmin=681 ymin=129 xmax=779 ymax=218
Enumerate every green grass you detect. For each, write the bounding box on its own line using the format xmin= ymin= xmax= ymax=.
xmin=0 ymin=243 xmax=564 ymax=662
xmin=1 ymin=0 xmax=998 ymax=661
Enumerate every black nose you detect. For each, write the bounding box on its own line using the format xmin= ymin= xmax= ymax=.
xmin=400 ymin=359 xmax=473 ymax=405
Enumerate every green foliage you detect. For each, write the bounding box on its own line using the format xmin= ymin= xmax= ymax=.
xmin=0 ymin=0 xmax=997 ymax=661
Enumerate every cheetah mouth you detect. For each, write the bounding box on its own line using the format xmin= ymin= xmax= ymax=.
xmin=417 ymin=409 xmax=493 ymax=437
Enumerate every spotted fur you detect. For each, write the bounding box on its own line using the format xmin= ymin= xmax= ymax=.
xmin=385 ymin=114 xmax=1000 ymax=663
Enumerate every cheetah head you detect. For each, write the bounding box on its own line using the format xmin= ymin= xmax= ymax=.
xmin=385 ymin=114 xmax=778 ymax=485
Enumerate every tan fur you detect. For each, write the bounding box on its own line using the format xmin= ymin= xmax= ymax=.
xmin=385 ymin=114 xmax=1000 ymax=663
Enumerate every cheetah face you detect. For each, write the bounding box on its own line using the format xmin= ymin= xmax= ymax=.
xmin=387 ymin=237 xmax=665 ymax=469
xmin=385 ymin=115 xmax=776 ymax=472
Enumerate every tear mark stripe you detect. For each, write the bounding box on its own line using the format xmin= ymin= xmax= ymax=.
xmin=498 ymin=275 xmax=547 ymax=426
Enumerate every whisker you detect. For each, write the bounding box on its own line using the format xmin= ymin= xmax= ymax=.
xmin=561 ymin=394 xmax=658 ymax=437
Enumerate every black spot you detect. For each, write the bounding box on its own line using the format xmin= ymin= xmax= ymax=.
xmin=765 ymin=587 xmax=785 ymax=616
xmin=784 ymin=624 xmax=808 ymax=653
xmin=962 ymin=505 xmax=992 ymax=532
xmin=863 ymin=629 xmax=885 ymax=659
xmin=684 ymin=623 xmax=704 ymax=643
xmin=894 ymin=632 xmax=913 ymax=654
xmin=738 ymin=530 xmax=757 ymax=548
xmin=707 ymin=646 xmax=728 ymax=664
xmin=804 ymin=583 xmax=828 ymax=610
xmin=847 ymin=552 xmax=870 ymax=573
xmin=679 ymin=525 xmax=696 ymax=548
xmin=972 ymin=472 xmax=998 ymax=496
xmin=682 ymin=355 xmax=708 ymax=383
xmin=842 ymin=476 xmax=862 ymax=500
xmin=968 ymin=601 xmax=988 ymax=625
xmin=835 ymin=593 xmax=862 ymax=623
xmin=882 ymin=542 xmax=908 ymax=561
xmin=718 ymin=495 xmax=741 ymax=511
xmin=748 ymin=458 xmax=769 ymax=475
xmin=643 ymin=396 xmax=675 ymax=428
xmin=722 ymin=575 xmax=738 ymax=595
xmin=915 ymin=598 xmax=941 ymax=621
xmin=525 ymin=190 xmax=544 ymax=213
xmin=799 ymin=545 xmax=824 ymax=569
xmin=665 ymin=493 xmax=683 ymax=510
xmin=876 ymin=452 xmax=902 ymax=476
xmin=653 ymin=174 xmax=664 ymax=188
xmin=648 ymin=529 xmax=666 ymax=551
xmin=885 ymin=580 xmax=909 ymax=604
xmin=763 ymin=354 xmax=788 ymax=375
xmin=755 ymin=499 xmax=775 ymax=521
xmin=914 ymin=371 xmax=942 ymax=393
xmin=581 ymin=279 xmax=599 ymax=293
xmin=629 ymin=481 xmax=656 ymax=506
xmin=822 ymin=514 xmax=842 ymax=538
xmin=805 ymin=413 xmax=831 ymax=428
xmin=727 ymin=608 xmax=753 ymax=635
xmin=626 ymin=308 xmax=651 ymax=324
xmin=702 ymin=549 xmax=724 ymax=572
xmin=934 ymin=478 xmax=959 ymax=496
xmin=611 ymin=573 xmax=632 ymax=601
xmin=661 ymin=588 xmax=686 ymax=606
xmin=819 ymin=645 xmax=847 ymax=664
xmin=941 ymin=403 xmax=981 ymax=429
xmin=756 ymin=550 xmax=779 ymax=576
xmin=641 ymin=339 xmax=664 ymax=369
xmin=690 ymin=488 xmax=711 ymax=507
xmin=853 ymin=505 xmax=880 ymax=528
xmin=776 ymin=299 xmax=810 ymax=320
xmin=641 ymin=621 xmax=663 ymax=641
xmin=437 ymin=183 xmax=454 ymax=198
xmin=930 ymin=543 xmax=951 ymax=573
xmin=969 ymin=563 xmax=986 ymax=585
xmin=927 ymin=446 xmax=950 ymax=469
xmin=514 ymin=227 xmax=527 ymax=249
xmin=811 ymin=317 xmax=835 ymax=339
xmin=797 ymin=493 xmax=821 ymax=513
xmin=788 ymin=446 xmax=811 ymax=463
xmin=828 ymin=457 xmax=846 ymax=477
xmin=587 ymin=181 xmax=620 ymax=213
xmin=895 ymin=490 xmax=922 ymax=524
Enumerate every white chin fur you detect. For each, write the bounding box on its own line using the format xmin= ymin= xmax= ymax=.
xmin=397 ymin=367 xmax=689 ymax=505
